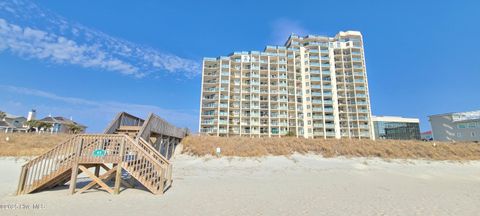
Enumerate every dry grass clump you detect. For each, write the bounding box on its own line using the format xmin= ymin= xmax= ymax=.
xmin=181 ymin=135 xmax=480 ymax=161
xmin=0 ymin=133 xmax=71 ymax=157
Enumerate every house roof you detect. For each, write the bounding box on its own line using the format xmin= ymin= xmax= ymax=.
xmin=39 ymin=116 xmax=87 ymax=128
xmin=2 ymin=112 xmax=26 ymax=120
xmin=0 ymin=120 xmax=15 ymax=128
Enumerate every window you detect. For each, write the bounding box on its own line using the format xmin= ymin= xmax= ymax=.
xmin=456 ymin=132 xmax=462 ymax=137
xmin=472 ymin=132 xmax=476 ymax=137
xmin=468 ymin=122 xmax=477 ymax=128
xmin=457 ymin=124 xmax=466 ymax=129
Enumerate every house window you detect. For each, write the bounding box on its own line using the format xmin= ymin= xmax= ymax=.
xmin=472 ymin=132 xmax=476 ymax=137
xmin=456 ymin=132 xmax=462 ymax=137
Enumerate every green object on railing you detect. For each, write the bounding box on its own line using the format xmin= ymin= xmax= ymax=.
xmin=92 ymin=149 xmax=107 ymax=157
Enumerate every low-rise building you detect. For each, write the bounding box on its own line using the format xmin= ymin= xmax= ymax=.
xmin=429 ymin=110 xmax=480 ymax=142
xmin=0 ymin=112 xmax=27 ymax=132
xmin=372 ymin=116 xmax=421 ymax=140
xmin=38 ymin=116 xmax=87 ymax=134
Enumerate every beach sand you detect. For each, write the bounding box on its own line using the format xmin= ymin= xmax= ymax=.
xmin=1 ymin=154 xmax=479 ymax=215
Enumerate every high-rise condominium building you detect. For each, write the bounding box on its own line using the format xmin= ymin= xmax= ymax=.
xmin=199 ymin=31 xmax=374 ymax=139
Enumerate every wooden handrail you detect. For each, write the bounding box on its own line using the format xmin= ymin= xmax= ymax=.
xmin=137 ymin=137 xmax=170 ymax=165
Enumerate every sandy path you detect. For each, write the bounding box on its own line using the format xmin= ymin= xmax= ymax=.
xmin=1 ymin=155 xmax=479 ymax=216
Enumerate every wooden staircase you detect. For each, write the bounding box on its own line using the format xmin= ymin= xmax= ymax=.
xmin=16 ymin=134 xmax=172 ymax=195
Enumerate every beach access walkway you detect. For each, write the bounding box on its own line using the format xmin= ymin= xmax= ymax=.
xmin=15 ymin=112 xmax=187 ymax=195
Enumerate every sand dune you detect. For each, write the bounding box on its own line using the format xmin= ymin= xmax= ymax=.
xmin=1 ymin=155 xmax=479 ymax=215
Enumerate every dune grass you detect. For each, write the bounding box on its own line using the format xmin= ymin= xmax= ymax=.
xmin=182 ymin=135 xmax=480 ymax=161
xmin=1 ymin=133 xmax=479 ymax=161
xmin=0 ymin=133 xmax=71 ymax=157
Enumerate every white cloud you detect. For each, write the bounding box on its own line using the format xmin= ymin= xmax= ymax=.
xmin=0 ymin=85 xmax=198 ymax=132
xmin=270 ymin=18 xmax=310 ymax=45
xmin=0 ymin=0 xmax=201 ymax=78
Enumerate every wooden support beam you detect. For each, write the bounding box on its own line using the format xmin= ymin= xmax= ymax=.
xmin=78 ymin=165 xmax=114 ymax=194
xmin=114 ymin=141 xmax=126 ymax=194
xmin=69 ymin=138 xmax=83 ymax=195
xmin=165 ymin=137 xmax=171 ymax=159
xmin=69 ymin=163 xmax=79 ymax=195
xmin=77 ymin=165 xmax=117 ymax=194
xmin=94 ymin=165 xmax=100 ymax=177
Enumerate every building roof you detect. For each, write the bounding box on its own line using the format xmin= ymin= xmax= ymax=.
xmin=428 ymin=110 xmax=480 ymax=122
xmin=0 ymin=120 xmax=15 ymax=128
xmin=39 ymin=116 xmax=87 ymax=128
xmin=372 ymin=115 xmax=420 ymax=123
xmin=2 ymin=112 xmax=26 ymax=120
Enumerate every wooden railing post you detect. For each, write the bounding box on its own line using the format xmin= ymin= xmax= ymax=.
xmin=114 ymin=138 xmax=126 ymax=194
xmin=69 ymin=137 xmax=83 ymax=195
xmin=16 ymin=166 xmax=28 ymax=195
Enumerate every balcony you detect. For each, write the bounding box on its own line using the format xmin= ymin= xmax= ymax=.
xmin=201 ymin=121 xmax=215 ymax=125
xmin=325 ymin=132 xmax=336 ymax=136
xmin=200 ymin=128 xmax=216 ymax=133
xmin=325 ymin=123 xmax=335 ymax=128
xmin=203 ymin=104 xmax=217 ymax=108
xmin=324 ymin=116 xmax=334 ymax=120
xmin=353 ymin=65 xmax=363 ymax=69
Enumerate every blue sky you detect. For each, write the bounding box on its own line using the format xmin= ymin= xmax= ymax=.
xmin=0 ymin=0 xmax=479 ymax=132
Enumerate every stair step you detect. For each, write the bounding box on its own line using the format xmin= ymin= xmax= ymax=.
xmin=116 ymin=126 xmax=141 ymax=132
